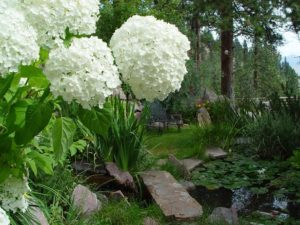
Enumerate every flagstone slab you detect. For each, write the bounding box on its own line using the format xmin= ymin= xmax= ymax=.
xmin=180 ymin=159 xmax=203 ymax=172
xmin=206 ymin=147 xmax=228 ymax=159
xmin=141 ymin=170 xmax=203 ymax=221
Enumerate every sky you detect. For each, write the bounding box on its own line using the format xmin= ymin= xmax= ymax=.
xmin=277 ymin=31 xmax=300 ymax=75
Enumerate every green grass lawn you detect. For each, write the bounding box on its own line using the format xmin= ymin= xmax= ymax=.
xmin=144 ymin=126 xmax=202 ymax=159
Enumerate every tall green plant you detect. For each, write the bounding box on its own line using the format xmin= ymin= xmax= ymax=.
xmin=97 ymin=97 xmax=147 ymax=171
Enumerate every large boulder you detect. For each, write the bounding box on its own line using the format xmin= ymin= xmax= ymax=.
xmin=197 ymin=107 xmax=211 ymax=126
xmin=72 ymin=184 xmax=101 ymax=216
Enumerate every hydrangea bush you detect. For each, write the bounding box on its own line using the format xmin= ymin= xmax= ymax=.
xmin=0 ymin=3 xmax=39 ymax=75
xmin=21 ymin=0 xmax=100 ymax=47
xmin=0 ymin=177 xmax=30 ymax=213
xmin=45 ymin=37 xmax=121 ymax=109
xmin=0 ymin=207 xmax=10 ymax=225
xmin=110 ymin=15 xmax=190 ymax=101
xmin=0 ymin=1 xmax=190 ymax=223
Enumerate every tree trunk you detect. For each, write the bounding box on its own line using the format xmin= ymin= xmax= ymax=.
xmin=253 ymin=33 xmax=259 ymax=92
xmin=220 ymin=27 xmax=233 ymax=98
xmin=194 ymin=17 xmax=201 ymax=72
xmin=220 ymin=2 xmax=234 ymax=99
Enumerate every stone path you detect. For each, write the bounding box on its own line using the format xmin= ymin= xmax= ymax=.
xmin=180 ymin=158 xmax=203 ymax=172
xmin=206 ymin=147 xmax=228 ymax=159
xmin=141 ymin=170 xmax=203 ymax=221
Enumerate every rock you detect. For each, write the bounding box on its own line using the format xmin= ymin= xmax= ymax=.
xmin=30 ymin=206 xmax=49 ymax=225
xmin=208 ymin=207 xmax=239 ymax=225
xmin=197 ymin=107 xmax=211 ymax=126
xmin=168 ymin=154 xmax=189 ymax=178
xmin=141 ymin=170 xmax=203 ymax=221
xmin=156 ymin=159 xmax=167 ymax=166
xmin=202 ymin=89 xmax=219 ymax=103
xmin=105 ymin=162 xmax=136 ymax=190
xmin=180 ymin=159 xmax=203 ymax=172
xmin=206 ymin=147 xmax=228 ymax=159
xmin=143 ymin=217 xmax=159 ymax=225
xmin=72 ymin=184 xmax=101 ymax=216
xmin=179 ymin=180 xmax=196 ymax=192
xmin=109 ymin=190 xmax=126 ymax=201
xmin=235 ymin=137 xmax=253 ymax=145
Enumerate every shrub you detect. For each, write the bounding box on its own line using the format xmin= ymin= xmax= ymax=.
xmin=246 ymin=113 xmax=300 ymax=159
xmin=192 ymin=122 xmax=238 ymax=157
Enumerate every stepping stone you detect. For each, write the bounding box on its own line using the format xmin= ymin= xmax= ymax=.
xmin=141 ymin=170 xmax=203 ymax=221
xmin=168 ymin=154 xmax=189 ymax=177
xmin=72 ymin=184 xmax=101 ymax=216
xmin=206 ymin=147 xmax=227 ymax=159
xmin=179 ymin=180 xmax=196 ymax=192
xmin=180 ymin=159 xmax=203 ymax=172
xmin=105 ymin=162 xmax=136 ymax=190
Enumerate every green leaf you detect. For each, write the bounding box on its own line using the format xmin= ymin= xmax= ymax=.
xmin=19 ymin=65 xmax=49 ymax=88
xmin=0 ymin=74 xmax=14 ymax=98
xmin=27 ymin=158 xmax=37 ymax=176
xmin=6 ymin=100 xmax=29 ymax=133
xmin=15 ymin=101 xmax=53 ymax=145
xmin=52 ymin=117 xmax=76 ymax=161
xmin=78 ymin=106 xmax=111 ymax=137
xmin=0 ymin=136 xmax=12 ymax=152
xmin=27 ymin=151 xmax=53 ymax=175
xmin=70 ymin=139 xmax=87 ymax=156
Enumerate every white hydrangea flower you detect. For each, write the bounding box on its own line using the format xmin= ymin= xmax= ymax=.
xmin=0 ymin=4 xmax=39 ymax=76
xmin=0 ymin=207 xmax=10 ymax=225
xmin=110 ymin=15 xmax=190 ymax=101
xmin=0 ymin=176 xmax=30 ymax=213
xmin=21 ymin=0 xmax=100 ymax=48
xmin=44 ymin=37 xmax=121 ymax=109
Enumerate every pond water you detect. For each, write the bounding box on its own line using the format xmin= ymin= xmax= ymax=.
xmin=190 ymin=186 xmax=300 ymax=220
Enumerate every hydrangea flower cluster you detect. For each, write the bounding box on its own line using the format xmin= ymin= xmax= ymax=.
xmin=21 ymin=0 xmax=100 ymax=47
xmin=0 ymin=1 xmax=39 ymax=75
xmin=0 ymin=176 xmax=30 ymax=213
xmin=0 ymin=207 xmax=10 ymax=225
xmin=110 ymin=15 xmax=190 ymax=101
xmin=44 ymin=37 xmax=121 ymax=109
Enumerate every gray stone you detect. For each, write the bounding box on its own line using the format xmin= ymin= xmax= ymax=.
xmin=179 ymin=180 xmax=196 ymax=192
xmin=105 ymin=162 xmax=136 ymax=190
xmin=143 ymin=217 xmax=159 ymax=225
xmin=208 ymin=207 xmax=239 ymax=225
xmin=72 ymin=184 xmax=101 ymax=216
xmin=206 ymin=147 xmax=228 ymax=159
xmin=168 ymin=154 xmax=189 ymax=178
xmin=30 ymin=206 xmax=49 ymax=225
xmin=141 ymin=170 xmax=203 ymax=221
xmin=180 ymin=159 xmax=203 ymax=172
xmin=202 ymin=89 xmax=219 ymax=103
xmin=156 ymin=159 xmax=167 ymax=166
xmin=197 ymin=107 xmax=211 ymax=126
xmin=235 ymin=137 xmax=253 ymax=145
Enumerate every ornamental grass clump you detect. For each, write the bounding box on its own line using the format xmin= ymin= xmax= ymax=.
xmin=97 ymin=97 xmax=147 ymax=171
